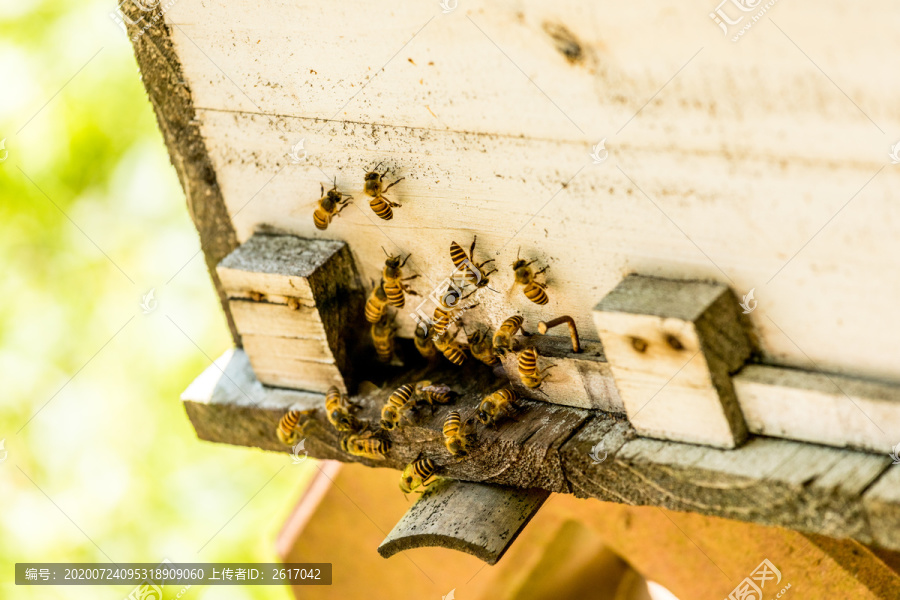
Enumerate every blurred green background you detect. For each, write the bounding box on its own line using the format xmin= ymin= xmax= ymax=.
xmin=0 ymin=1 xmax=313 ymax=598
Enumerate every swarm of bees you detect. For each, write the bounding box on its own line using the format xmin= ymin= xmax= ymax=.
xmin=292 ymin=164 xmax=578 ymax=496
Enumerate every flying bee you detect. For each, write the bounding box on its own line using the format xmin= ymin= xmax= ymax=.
xmin=493 ymin=315 xmax=527 ymax=356
xmin=380 ymin=383 xmax=416 ymax=430
xmin=399 ymin=457 xmax=439 ymax=497
xmin=443 ymin=410 xmax=477 ymax=458
xmin=325 ymin=386 xmax=361 ymax=433
xmin=434 ymin=328 xmax=467 ymax=366
xmin=468 ymin=327 xmax=500 ymax=367
xmin=449 ymin=235 xmax=497 ymax=291
xmin=476 ymin=388 xmax=520 ymax=427
xmin=414 ymin=322 xmax=438 ymax=360
xmin=341 ymin=428 xmax=391 ymax=460
xmin=312 ymin=180 xmax=352 ymax=230
xmin=371 ymin=314 xmax=397 ymax=363
xmin=517 ymin=347 xmax=555 ymax=389
xmin=511 ymin=249 xmax=549 ymax=305
xmin=414 ymin=380 xmax=456 ymax=411
xmin=382 ymin=249 xmax=419 ymax=308
xmin=276 ymin=409 xmax=312 ymax=446
xmin=364 ymin=165 xmax=404 ymax=220
xmin=365 ymin=280 xmax=390 ymax=324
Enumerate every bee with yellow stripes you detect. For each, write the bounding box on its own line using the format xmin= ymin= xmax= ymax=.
xmin=381 ymin=250 xmax=418 ymax=308
xmin=476 ymin=388 xmax=520 ymax=427
xmin=276 ymin=409 xmax=312 ymax=446
xmin=512 ymin=250 xmax=549 ymax=305
xmin=312 ymin=180 xmax=351 ymax=230
xmin=517 ymin=347 xmax=554 ymax=389
xmin=364 ymin=165 xmax=404 ymax=220
xmin=414 ymin=380 xmax=456 ymax=411
xmin=468 ymin=327 xmax=500 ymax=367
xmin=449 ymin=235 xmax=497 ymax=291
xmin=414 ymin=322 xmax=438 ymax=361
xmin=399 ymin=457 xmax=439 ymax=496
xmin=443 ymin=410 xmax=477 ymax=458
xmin=364 ymin=280 xmax=390 ymax=323
xmin=371 ymin=314 xmax=397 ymax=363
xmin=492 ymin=315 xmax=527 ymax=356
xmin=434 ymin=328 xmax=467 ymax=366
xmin=325 ymin=386 xmax=361 ymax=433
xmin=380 ymin=383 xmax=416 ymax=431
xmin=341 ymin=428 xmax=391 ymax=460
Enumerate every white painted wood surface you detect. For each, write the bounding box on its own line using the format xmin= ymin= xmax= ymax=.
xmin=163 ymin=0 xmax=900 ymax=391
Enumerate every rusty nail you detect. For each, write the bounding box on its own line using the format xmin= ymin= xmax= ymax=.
xmin=538 ymin=315 xmax=580 ymax=353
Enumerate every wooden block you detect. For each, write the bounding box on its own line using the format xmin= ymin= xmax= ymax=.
xmin=593 ymin=275 xmax=751 ymax=448
xmin=735 ymin=364 xmax=900 ymax=453
xmin=497 ymin=335 xmax=624 ymax=412
xmin=378 ymin=479 xmax=549 ymax=565
xmin=217 ymin=233 xmax=364 ymax=392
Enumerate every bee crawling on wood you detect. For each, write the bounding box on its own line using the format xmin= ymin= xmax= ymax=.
xmin=382 ymin=249 xmax=419 ymax=308
xmin=492 ymin=315 xmax=528 ymax=356
xmin=325 ymin=386 xmax=362 ymax=433
xmin=364 ymin=164 xmax=404 ymax=220
xmin=414 ymin=380 xmax=457 ymax=411
xmin=450 ymin=235 xmax=497 ymax=292
xmin=341 ymin=427 xmax=391 ymax=460
xmin=276 ymin=409 xmax=314 ymax=446
xmin=468 ymin=327 xmax=500 ymax=367
xmin=434 ymin=326 xmax=468 ymax=366
xmin=399 ymin=457 xmax=439 ymax=497
xmin=476 ymin=388 xmax=520 ymax=427
xmin=371 ymin=314 xmax=398 ymax=363
xmin=512 ymin=248 xmax=550 ymax=305
xmin=443 ymin=410 xmax=477 ymax=458
xmin=517 ymin=347 xmax=555 ymax=389
xmin=380 ymin=383 xmax=416 ymax=431
xmin=312 ymin=179 xmax=352 ymax=230
xmin=364 ymin=279 xmax=390 ymax=324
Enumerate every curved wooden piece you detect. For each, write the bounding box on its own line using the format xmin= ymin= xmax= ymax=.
xmin=378 ymin=480 xmax=549 ymax=565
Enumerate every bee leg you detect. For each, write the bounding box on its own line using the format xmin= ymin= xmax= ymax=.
xmin=534 ymin=265 xmax=549 ymax=276
xmin=382 ymin=176 xmax=405 ymax=193
xmin=320 ymin=182 xmax=324 ymax=196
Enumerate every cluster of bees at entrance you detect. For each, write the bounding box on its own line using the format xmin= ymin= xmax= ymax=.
xmin=281 ymin=166 xmax=566 ymax=497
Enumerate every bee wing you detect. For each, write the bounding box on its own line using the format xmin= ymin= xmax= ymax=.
xmin=292 ymin=198 xmax=323 ymax=216
xmin=357 ymin=381 xmax=381 ymax=396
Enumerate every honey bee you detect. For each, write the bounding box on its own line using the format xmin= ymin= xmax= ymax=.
xmin=434 ymin=328 xmax=467 ymax=366
xmin=382 ymin=250 xmax=419 ymax=308
xmin=443 ymin=410 xmax=477 ymax=458
xmin=517 ymin=347 xmax=554 ymax=388
xmin=432 ymin=290 xmax=478 ymax=336
xmin=341 ymin=428 xmax=391 ymax=460
xmin=325 ymin=386 xmax=361 ymax=432
xmin=450 ymin=235 xmax=497 ymax=291
xmin=380 ymin=383 xmax=416 ymax=430
xmin=313 ymin=180 xmax=352 ymax=230
xmin=512 ymin=250 xmax=549 ymax=305
xmin=365 ymin=280 xmax=390 ymax=324
xmin=399 ymin=457 xmax=438 ymax=496
xmin=276 ymin=409 xmax=308 ymax=446
xmin=476 ymin=388 xmax=520 ymax=427
xmin=468 ymin=327 xmax=500 ymax=367
xmin=493 ymin=315 xmax=527 ymax=356
xmin=371 ymin=314 xmax=397 ymax=363
xmin=414 ymin=322 xmax=438 ymax=360
xmin=414 ymin=380 xmax=456 ymax=410
xmin=364 ymin=165 xmax=405 ymax=220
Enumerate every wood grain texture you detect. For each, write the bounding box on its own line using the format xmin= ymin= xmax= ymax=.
xmin=152 ymin=0 xmax=900 ymax=389
xmin=735 ymin=364 xmax=899 ymax=453
xmin=121 ymin=0 xmax=241 ymax=345
xmin=183 ymin=349 xmax=900 ymax=550
xmin=593 ymin=275 xmax=751 ymax=448
xmin=217 ymin=233 xmax=365 ymax=392
xmin=378 ymin=479 xmax=550 ymax=565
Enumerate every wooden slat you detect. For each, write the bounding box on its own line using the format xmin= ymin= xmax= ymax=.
xmin=378 ymin=480 xmax=549 ymax=565
xmin=182 ymin=349 xmax=900 ymax=549
xmin=734 ymin=364 xmax=899 ymax=453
